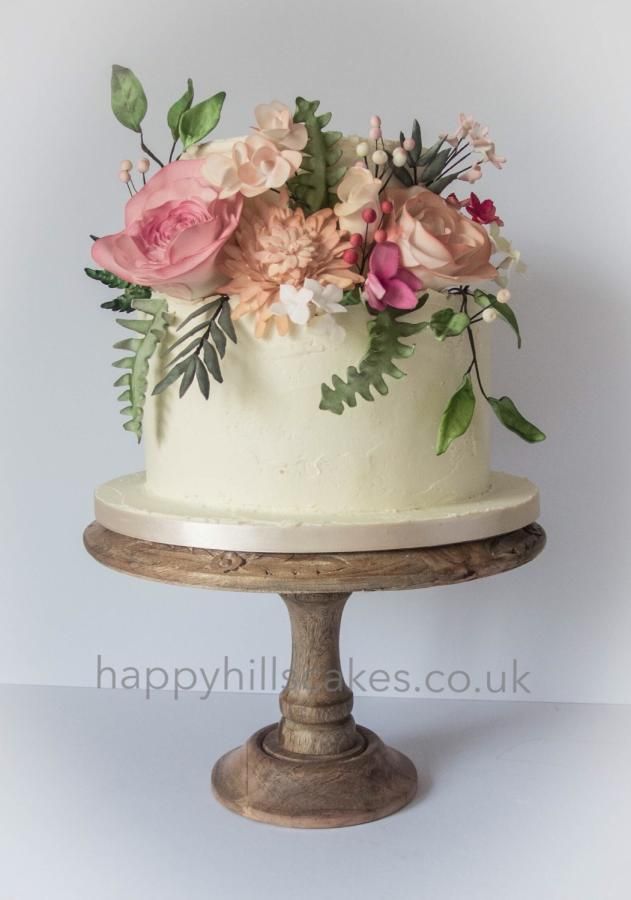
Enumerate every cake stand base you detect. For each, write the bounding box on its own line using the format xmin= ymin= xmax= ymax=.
xmin=84 ymin=522 xmax=546 ymax=829
xmin=211 ymin=724 xmax=417 ymax=828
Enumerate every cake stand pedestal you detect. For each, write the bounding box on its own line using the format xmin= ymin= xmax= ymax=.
xmin=83 ymin=521 xmax=545 ymax=829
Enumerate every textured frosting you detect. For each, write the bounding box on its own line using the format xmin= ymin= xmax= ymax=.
xmin=143 ymin=293 xmax=491 ymax=516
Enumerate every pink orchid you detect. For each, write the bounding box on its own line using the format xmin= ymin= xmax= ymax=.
xmin=365 ymin=242 xmax=423 ymax=312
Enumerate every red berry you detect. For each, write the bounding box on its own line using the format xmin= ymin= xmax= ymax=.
xmin=374 ymin=229 xmax=387 ymax=243
xmin=380 ymin=199 xmax=393 ymax=214
xmin=361 ymin=207 xmax=377 ymax=224
xmin=350 ymin=233 xmax=363 ymax=248
xmin=343 ymin=249 xmax=359 ymax=265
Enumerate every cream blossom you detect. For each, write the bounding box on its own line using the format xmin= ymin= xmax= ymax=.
xmin=469 ymin=123 xmax=507 ymax=169
xmin=270 ymin=279 xmax=347 ymax=331
xmin=270 ymin=283 xmax=313 ymax=325
xmin=334 ymin=165 xmax=382 ymax=235
xmin=253 ymin=101 xmax=308 ymax=151
xmin=440 ymin=113 xmax=476 ymax=147
xmin=458 ymin=163 xmax=483 ymax=184
xmin=182 ymin=136 xmax=244 ymax=160
xmin=489 ymin=223 xmax=526 ymax=287
xmin=202 ymin=133 xmax=302 ymax=198
xmin=304 ymin=279 xmax=346 ymax=314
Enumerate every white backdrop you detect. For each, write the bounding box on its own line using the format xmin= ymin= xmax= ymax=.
xmin=2 ymin=0 xmax=630 ymax=704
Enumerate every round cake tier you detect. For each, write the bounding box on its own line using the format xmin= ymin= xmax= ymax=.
xmin=94 ymin=471 xmax=539 ymax=553
xmin=143 ymin=295 xmax=491 ymax=519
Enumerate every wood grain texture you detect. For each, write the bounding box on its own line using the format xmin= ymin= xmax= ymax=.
xmin=83 ymin=521 xmax=546 ymax=593
xmin=83 ymin=520 xmax=545 ymax=827
xmin=276 ymin=593 xmax=356 ymax=756
xmin=211 ymin=725 xmax=418 ymax=829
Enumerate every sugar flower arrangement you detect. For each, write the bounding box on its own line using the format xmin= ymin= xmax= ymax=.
xmin=86 ymin=65 xmax=545 ymax=451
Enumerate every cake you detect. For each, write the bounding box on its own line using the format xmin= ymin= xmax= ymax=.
xmin=87 ymin=66 xmax=544 ymax=551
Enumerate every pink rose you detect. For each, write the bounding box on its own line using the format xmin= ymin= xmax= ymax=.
xmin=390 ymin=188 xmax=496 ymax=289
xmin=92 ymin=159 xmax=243 ymax=300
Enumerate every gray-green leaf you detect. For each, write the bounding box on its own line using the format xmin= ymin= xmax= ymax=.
xmin=167 ymin=78 xmax=194 ymax=141
xmin=488 ymin=396 xmax=546 ymax=443
xmin=430 ymin=308 xmax=470 ymax=340
xmin=111 ymin=65 xmax=147 ymax=133
xmin=203 ymin=341 xmax=223 ymax=382
xmin=179 ymin=92 xmax=226 ymax=149
xmin=436 ymin=374 xmax=476 ymax=455
xmin=217 ymin=300 xmax=237 ymax=343
xmin=179 ymin=357 xmax=197 ymax=398
xmin=195 ymin=357 xmax=210 ymax=399
xmin=474 ymin=290 xmax=521 ymax=347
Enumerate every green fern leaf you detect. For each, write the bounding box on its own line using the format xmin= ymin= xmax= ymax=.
xmin=111 ymin=295 xmax=170 ymax=441
xmin=290 ymin=98 xmax=345 ymax=213
xmin=320 ymin=305 xmax=429 ymax=414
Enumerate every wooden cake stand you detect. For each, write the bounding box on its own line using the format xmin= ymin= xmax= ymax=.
xmin=83 ymin=521 xmax=545 ymax=829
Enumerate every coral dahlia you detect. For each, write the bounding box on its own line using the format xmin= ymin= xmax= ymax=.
xmin=221 ymin=194 xmax=362 ymax=336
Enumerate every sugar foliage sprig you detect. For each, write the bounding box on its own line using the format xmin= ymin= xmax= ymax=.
xmin=435 ymin=287 xmax=545 ymax=454
xmin=320 ymin=297 xmax=429 ymax=414
xmin=153 ymin=296 xmax=236 ymax=400
xmin=112 ymin=296 xmax=170 ymax=441
xmin=109 ymin=65 xmax=226 ymax=170
xmin=84 ymin=267 xmax=152 ymax=313
xmin=288 ymin=98 xmax=345 ymax=214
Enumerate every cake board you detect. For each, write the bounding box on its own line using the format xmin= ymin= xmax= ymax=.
xmin=94 ymin=470 xmax=540 ymax=554
xmin=83 ymin=518 xmax=546 ymax=828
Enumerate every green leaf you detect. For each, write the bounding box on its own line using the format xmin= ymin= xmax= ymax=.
xmin=217 ymin=300 xmax=237 ymax=343
xmin=410 ymin=119 xmax=422 ymax=163
xmin=167 ymin=78 xmax=194 ymax=141
xmin=179 ymin=92 xmax=226 ymax=149
xmin=391 ymin=165 xmax=414 ymax=188
xmin=110 ymin=65 xmax=147 ymax=133
xmin=85 ymin=267 xmax=130 ymax=289
xmin=289 ymin=98 xmax=345 ymax=213
xmin=430 ymin=308 xmax=470 ymax=340
xmin=177 ymin=297 xmax=221 ymax=331
xmin=179 ymin=357 xmax=197 ymax=397
xmin=340 ymin=286 xmax=362 ymax=307
xmin=152 ymin=359 xmax=188 ymax=395
xmin=111 ymin=295 xmax=169 ymax=441
xmin=473 ymin=290 xmax=521 ymax=347
xmin=427 ymin=173 xmax=458 ymax=195
xmin=420 ymin=148 xmax=451 ymax=185
xmin=320 ymin=310 xmax=428 ymax=414
xmin=168 ymin=318 xmax=212 ymax=353
xmin=203 ymin=340 xmax=223 ymax=382
xmin=488 ymin=396 xmax=546 ymax=443
xmin=209 ymin=320 xmax=226 ymax=358
xmin=436 ymin=374 xmax=476 ymax=455
xmin=195 ymin=357 xmax=210 ymax=399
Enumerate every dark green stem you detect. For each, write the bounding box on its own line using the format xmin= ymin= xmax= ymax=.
xmin=139 ymin=130 xmax=165 ymax=168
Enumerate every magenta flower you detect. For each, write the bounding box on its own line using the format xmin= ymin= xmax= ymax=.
xmin=364 ymin=241 xmax=423 ymax=311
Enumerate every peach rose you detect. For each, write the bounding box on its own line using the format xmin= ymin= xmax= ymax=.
xmin=253 ymin=101 xmax=308 ymax=151
xmin=390 ymin=188 xmax=497 ymax=288
xmin=334 ymin=165 xmax=381 ymax=235
xmin=92 ymin=159 xmax=243 ymax=300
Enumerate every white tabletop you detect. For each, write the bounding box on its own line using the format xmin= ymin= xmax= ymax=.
xmin=2 ymin=685 xmax=629 ymax=899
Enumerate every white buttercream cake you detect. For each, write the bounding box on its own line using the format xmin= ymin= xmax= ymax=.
xmin=143 ymin=293 xmax=491 ymax=518
xmin=88 ymin=83 xmax=543 ymax=550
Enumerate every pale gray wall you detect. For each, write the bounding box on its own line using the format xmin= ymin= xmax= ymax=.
xmin=2 ymin=0 xmax=630 ymax=703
